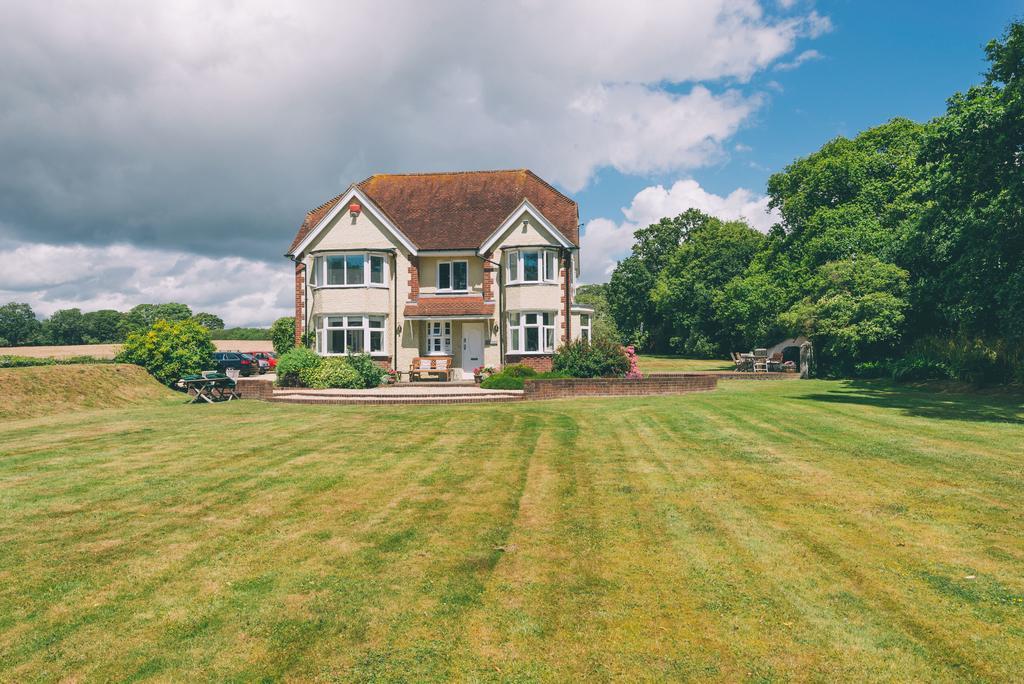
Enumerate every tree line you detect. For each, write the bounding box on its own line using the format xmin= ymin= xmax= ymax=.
xmin=0 ymin=301 xmax=270 ymax=347
xmin=604 ymin=21 xmax=1024 ymax=382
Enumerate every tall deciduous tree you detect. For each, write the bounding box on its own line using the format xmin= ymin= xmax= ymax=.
xmin=0 ymin=302 xmax=41 ymax=346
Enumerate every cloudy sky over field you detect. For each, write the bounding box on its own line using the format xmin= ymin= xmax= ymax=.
xmin=0 ymin=0 xmax=1017 ymax=325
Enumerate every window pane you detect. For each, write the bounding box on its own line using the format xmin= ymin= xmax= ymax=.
xmin=453 ymin=262 xmax=468 ymax=290
xmin=345 ymin=254 xmax=364 ymax=285
xmin=346 ymin=329 xmax=364 ymax=352
xmin=370 ymin=255 xmax=384 ymax=284
xmin=523 ymin=251 xmax=539 ymax=281
xmin=326 ymin=256 xmax=345 ymax=285
xmin=311 ymin=256 xmax=321 ymax=286
xmin=327 ymin=316 xmax=344 ymax=327
xmin=370 ymin=330 xmax=383 ymax=352
xmin=368 ymin=316 xmax=384 ymax=329
xmin=507 ymin=251 xmax=518 ymax=281
xmin=438 ymin=262 xmax=451 ymax=289
xmin=581 ymin=329 xmax=590 ymax=342
xmin=525 ymin=327 xmax=539 ymax=352
xmin=543 ymin=312 xmax=553 ymax=325
xmin=581 ymin=314 xmax=590 ymax=325
xmin=328 ymin=330 xmax=345 ymax=354
xmin=347 ymin=316 xmax=363 ymax=327
xmin=509 ymin=312 xmax=520 ymax=325
xmin=545 ymin=250 xmax=557 ymax=281
xmin=545 ymin=328 xmax=554 ymax=350
xmin=511 ymin=328 xmax=519 ymax=351
xmin=525 ymin=313 xmax=537 ymax=325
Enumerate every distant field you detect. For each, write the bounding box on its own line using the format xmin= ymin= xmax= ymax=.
xmin=0 ymin=340 xmax=274 ymax=359
xmin=637 ymin=355 xmax=733 ymax=372
xmin=1 ymin=368 xmax=1021 ymax=680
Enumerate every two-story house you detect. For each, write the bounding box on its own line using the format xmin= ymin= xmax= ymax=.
xmin=285 ymin=169 xmax=593 ymax=379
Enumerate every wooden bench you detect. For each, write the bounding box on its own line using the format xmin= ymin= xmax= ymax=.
xmin=410 ymin=356 xmax=453 ymax=382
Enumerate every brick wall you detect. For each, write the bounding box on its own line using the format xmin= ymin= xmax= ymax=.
xmin=236 ymin=377 xmax=274 ymax=401
xmin=522 ymin=373 xmax=717 ymax=400
xmin=505 ymin=354 xmax=554 ymax=372
xmin=294 ymin=261 xmax=305 ymax=346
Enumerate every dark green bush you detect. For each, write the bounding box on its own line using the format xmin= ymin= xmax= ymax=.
xmin=481 ymin=370 xmax=568 ymax=390
xmin=501 ymin=363 xmax=537 ymax=378
xmin=890 ymin=357 xmax=953 ymax=383
xmin=346 ymin=353 xmax=387 ymax=388
xmin=270 ymin=316 xmax=297 ymax=356
xmin=553 ymin=339 xmax=629 ymax=378
xmin=299 ymin=357 xmax=361 ymax=389
xmin=0 ymin=355 xmax=117 ymax=368
xmin=275 ymin=347 xmax=321 ymax=387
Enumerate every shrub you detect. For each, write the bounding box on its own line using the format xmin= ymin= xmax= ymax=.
xmin=275 ymin=347 xmax=321 ymax=387
xmin=115 ymin=319 xmax=215 ymax=385
xmin=890 ymin=356 xmax=953 ymax=383
xmin=480 ymin=369 xmax=568 ymax=390
xmin=553 ymin=338 xmax=629 ymax=378
xmin=501 ymin=363 xmax=537 ymax=378
xmin=299 ymin=357 xmax=361 ymax=389
xmin=347 ymin=353 xmax=387 ymax=388
xmin=270 ymin=316 xmax=296 ymax=356
xmin=0 ymin=355 xmax=117 ymax=369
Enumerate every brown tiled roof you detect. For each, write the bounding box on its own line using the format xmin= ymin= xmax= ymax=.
xmin=287 ymin=169 xmax=578 ymax=254
xmin=403 ymin=296 xmax=495 ymax=318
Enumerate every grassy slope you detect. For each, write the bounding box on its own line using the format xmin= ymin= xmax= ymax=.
xmin=638 ymin=355 xmax=733 ymax=372
xmin=0 ymin=381 xmax=1022 ymax=681
xmin=0 ymin=364 xmax=178 ymax=419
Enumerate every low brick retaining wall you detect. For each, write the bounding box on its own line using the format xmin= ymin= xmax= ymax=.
xmin=236 ymin=377 xmax=274 ymax=400
xmin=707 ymin=371 xmax=799 ymax=380
xmin=523 ymin=373 xmax=717 ymax=400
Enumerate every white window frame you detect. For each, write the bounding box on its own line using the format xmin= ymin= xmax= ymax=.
xmin=436 ymin=260 xmax=469 ymax=292
xmin=318 ymin=314 xmax=387 ymax=356
xmin=505 ymin=249 xmax=560 ymax=284
xmin=579 ymin=313 xmax=591 ymax=343
xmin=507 ymin=311 xmax=556 ymax=354
xmin=311 ymin=252 xmax=387 ymax=289
xmin=426 ymin=320 xmax=452 ymax=356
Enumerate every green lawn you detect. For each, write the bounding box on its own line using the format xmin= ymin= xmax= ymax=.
xmin=1 ymin=374 xmax=1022 ymax=681
xmin=638 ymin=354 xmax=733 ymax=372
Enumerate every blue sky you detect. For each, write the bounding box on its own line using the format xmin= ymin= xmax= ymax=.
xmin=577 ymin=1 xmax=1022 ymax=224
xmin=1 ymin=1 xmax=1020 ymax=325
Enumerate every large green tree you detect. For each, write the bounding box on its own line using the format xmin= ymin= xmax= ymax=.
xmin=0 ymin=302 xmax=41 ymax=346
xmin=650 ymin=212 xmax=765 ymax=356
xmin=82 ymin=309 xmax=126 ymax=343
xmin=42 ymin=308 xmax=87 ymax=345
xmin=914 ymin=21 xmax=1024 ymax=340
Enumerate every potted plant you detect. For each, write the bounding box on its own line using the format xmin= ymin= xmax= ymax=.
xmin=385 ymin=368 xmax=400 ymax=384
xmin=473 ymin=366 xmax=495 ymax=384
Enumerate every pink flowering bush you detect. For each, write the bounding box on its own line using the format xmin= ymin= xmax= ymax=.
xmin=624 ymin=345 xmax=643 ymax=379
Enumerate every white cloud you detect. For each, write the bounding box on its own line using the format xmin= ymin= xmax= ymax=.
xmin=580 ymin=179 xmax=781 ymax=283
xmin=774 ymin=48 xmax=823 ymax=71
xmin=0 ymin=240 xmax=292 ymax=327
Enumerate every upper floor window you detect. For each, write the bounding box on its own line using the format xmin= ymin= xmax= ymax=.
xmin=506 ymin=249 xmax=560 ymax=284
xmin=311 ymin=253 xmax=386 ymax=288
xmin=437 ymin=261 xmax=468 ymax=291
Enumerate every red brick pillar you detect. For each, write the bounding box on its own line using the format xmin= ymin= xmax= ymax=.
xmin=482 ymin=251 xmax=495 ymax=302
xmin=407 ymin=257 xmax=419 ymax=300
xmin=294 ymin=260 xmax=305 ymax=346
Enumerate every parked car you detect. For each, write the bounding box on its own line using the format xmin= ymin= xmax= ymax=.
xmin=247 ymin=351 xmax=276 ymax=371
xmin=211 ymin=351 xmax=260 ymax=377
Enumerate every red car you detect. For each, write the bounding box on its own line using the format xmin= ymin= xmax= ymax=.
xmin=247 ymin=351 xmax=277 ymax=371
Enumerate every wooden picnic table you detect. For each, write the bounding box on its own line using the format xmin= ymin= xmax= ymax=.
xmin=179 ymin=374 xmax=239 ymax=403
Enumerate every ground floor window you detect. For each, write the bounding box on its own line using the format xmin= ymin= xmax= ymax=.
xmin=508 ymin=311 xmax=555 ymax=353
xmin=579 ymin=313 xmax=591 ymax=342
xmin=318 ymin=314 xmax=386 ymax=355
xmin=426 ymin=320 xmax=452 ymax=355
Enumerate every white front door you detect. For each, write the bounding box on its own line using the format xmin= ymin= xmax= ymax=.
xmin=461 ymin=323 xmax=484 ymax=375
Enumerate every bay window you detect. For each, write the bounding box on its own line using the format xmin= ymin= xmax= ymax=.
xmin=437 ymin=261 xmax=468 ymax=291
xmin=508 ymin=312 xmax=556 ymax=353
xmin=579 ymin=313 xmax=591 ymax=342
xmin=505 ymin=249 xmax=560 ymax=284
xmin=318 ymin=315 xmax=386 ymax=355
xmin=311 ymin=253 xmax=386 ymax=287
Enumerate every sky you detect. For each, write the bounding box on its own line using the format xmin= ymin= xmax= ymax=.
xmin=0 ymin=0 xmax=1020 ymax=327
